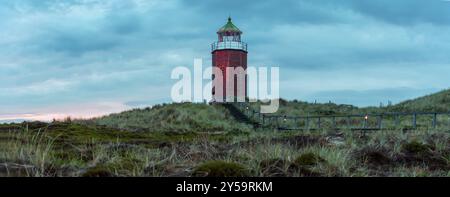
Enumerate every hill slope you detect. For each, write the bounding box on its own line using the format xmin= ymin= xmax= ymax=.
xmin=90 ymin=89 xmax=450 ymax=132
xmin=249 ymin=89 xmax=450 ymax=116
xmin=246 ymin=99 xmax=381 ymax=117
xmin=386 ymin=89 xmax=450 ymax=113
xmin=91 ymin=103 xmax=252 ymax=133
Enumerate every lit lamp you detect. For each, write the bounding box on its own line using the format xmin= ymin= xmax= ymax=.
xmin=364 ymin=115 xmax=368 ymax=128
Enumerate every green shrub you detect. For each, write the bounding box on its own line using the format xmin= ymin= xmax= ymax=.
xmin=259 ymin=158 xmax=287 ymax=177
xmin=293 ymin=153 xmax=326 ymax=166
xmin=401 ymin=141 xmax=433 ymax=154
xmin=193 ymin=161 xmax=249 ymax=177
xmin=354 ymin=147 xmax=392 ymax=167
xmin=81 ymin=165 xmax=114 ymax=177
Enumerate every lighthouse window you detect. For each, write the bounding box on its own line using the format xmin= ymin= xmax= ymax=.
xmin=223 ymin=36 xmax=234 ymax=41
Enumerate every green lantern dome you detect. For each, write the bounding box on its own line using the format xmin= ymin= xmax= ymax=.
xmin=217 ymin=17 xmax=242 ymax=34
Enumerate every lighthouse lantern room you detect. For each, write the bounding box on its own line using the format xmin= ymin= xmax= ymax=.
xmin=211 ymin=17 xmax=248 ymax=102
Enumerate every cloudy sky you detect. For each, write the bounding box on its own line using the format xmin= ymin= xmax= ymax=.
xmin=1 ymin=0 xmax=450 ymax=121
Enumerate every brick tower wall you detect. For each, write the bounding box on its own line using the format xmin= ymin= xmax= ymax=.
xmin=212 ymin=49 xmax=248 ymax=101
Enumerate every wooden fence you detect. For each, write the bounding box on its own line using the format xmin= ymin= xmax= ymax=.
xmin=232 ymin=102 xmax=450 ymax=131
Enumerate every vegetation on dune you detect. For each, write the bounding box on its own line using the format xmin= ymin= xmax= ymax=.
xmin=387 ymin=89 xmax=450 ymax=113
xmin=0 ymin=121 xmax=449 ymax=177
xmin=0 ymin=89 xmax=449 ymax=177
xmin=193 ymin=161 xmax=249 ymax=177
xmin=293 ymin=153 xmax=326 ymax=166
xmin=247 ymin=89 xmax=450 ymax=117
xmin=70 ymin=89 xmax=450 ymax=135
xmin=81 ymin=165 xmax=115 ymax=177
xmin=248 ymin=99 xmax=364 ymax=117
xmin=89 ymin=103 xmax=251 ymax=133
xmin=401 ymin=141 xmax=433 ymax=155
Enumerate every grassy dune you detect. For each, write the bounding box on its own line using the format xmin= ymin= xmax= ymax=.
xmin=90 ymin=103 xmax=251 ymax=133
xmin=0 ymin=90 xmax=449 ymax=177
xmin=0 ymin=121 xmax=448 ymax=177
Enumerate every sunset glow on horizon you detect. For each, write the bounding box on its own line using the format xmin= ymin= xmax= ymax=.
xmin=0 ymin=102 xmax=131 ymax=122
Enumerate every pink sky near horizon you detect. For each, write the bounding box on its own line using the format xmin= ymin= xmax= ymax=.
xmin=0 ymin=102 xmax=132 ymax=122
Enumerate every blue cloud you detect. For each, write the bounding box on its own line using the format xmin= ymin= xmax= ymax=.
xmin=1 ymin=0 xmax=450 ymax=120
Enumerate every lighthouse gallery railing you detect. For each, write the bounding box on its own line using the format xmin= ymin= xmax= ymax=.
xmin=211 ymin=41 xmax=248 ymax=52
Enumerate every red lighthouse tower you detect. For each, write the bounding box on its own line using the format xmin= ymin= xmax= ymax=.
xmin=212 ymin=17 xmax=248 ymax=102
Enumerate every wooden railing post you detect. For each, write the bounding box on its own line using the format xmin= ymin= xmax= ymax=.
xmin=305 ymin=117 xmax=310 ymax=130
xmin=377 ymin=115 xmax=383 ymax=129
xmin=363 ymin=116 xmax=368 ymax=129
xmin=413 ymin=113 xmax=417 ymax=129
xmin=294 ymin=118 xmax=298 ymax=130
xmin=448 ymin=112 xmax=450 ymax=130
xmin=432 ymin=113 xmax=437 ymax=129
xmin=262 ymin=114 xmax=265 ymax=126
xmin=347 ymin=116 xmax=351 ymax=129
xmin=447 ymin=113 xmax=450 ymax=129
xmin=271 ymin=117 xmax=275 ymax=128
xmin=275 ymin=116 xmax=280 ymax=129
xmin=332 ymin=116 xmax=336 ymax=129
xmin=317 ymin=117 xmax=321 ymax=129
xmin=395 ymin=114 xmax=400 ymax=129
